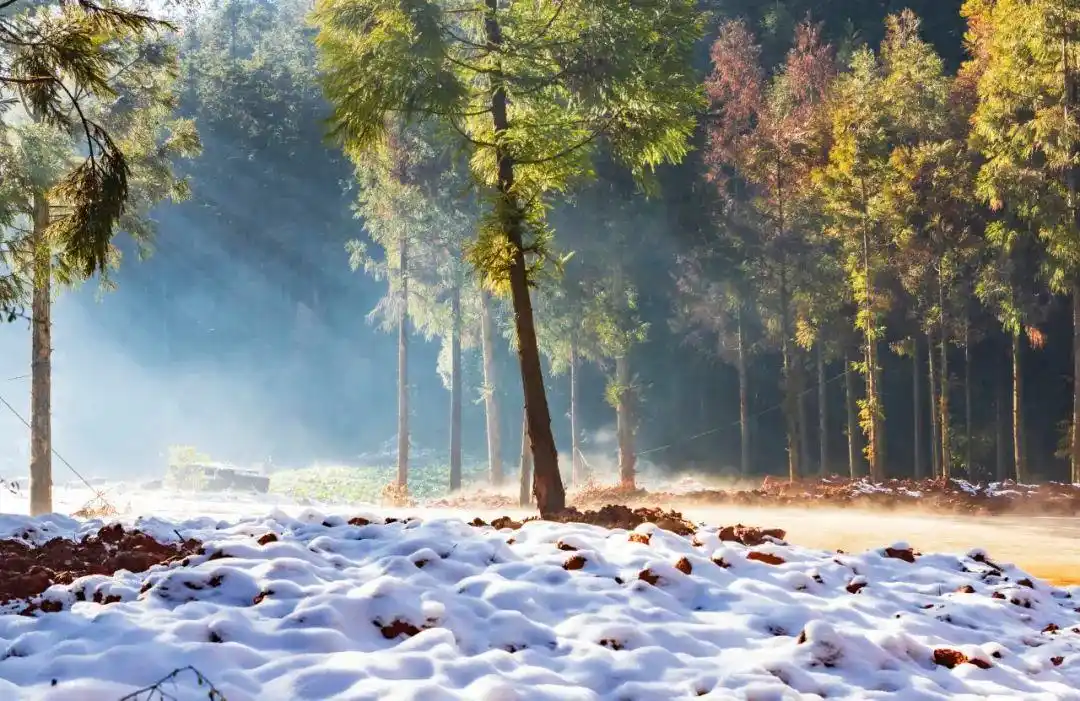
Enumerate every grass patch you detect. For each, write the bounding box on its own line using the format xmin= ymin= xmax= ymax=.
xmin=268 ymin=462 xmax=495 ymax=504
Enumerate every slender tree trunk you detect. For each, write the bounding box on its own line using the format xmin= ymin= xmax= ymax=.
xmin=995 ymin=360 xmax=1007 ymax=482
xmin=479 ymin=289 xmax=502 ymax=486
xmin=485 ymin=0 xmax=564 ymax=514
xmin=863 ymin=311 xmax=881 ymax=480
xmin=939 ymin=277 xmax=951 ymax=480
xmin=1012 ymin=331 xmax=1027 ymax=483
xmin=1073 ymin=287 xmax=1080 ymax=483
xmin=615 ymin=354 xmax=636 ymax=490
xmin=518 ymin=408 xmax=532 ymax=507
xmin=928 ymin=334 xmax=941 ymax=479
xmin=396 ymin=236 xmax=409 ymax=488
xmin=912 ymin=336 xmax=924 ymax=480
xmin=29 ymin=192 xmax=51 ymax=517
xmin=449 ymin=282 xmax=463 ymax=491
xmin=817 ymin=344 xmax=827 ymax=477
xmin=570 ymin=341 xmax=581 ymax=484
xmin=860 ymin=210 xmax=883 ymax=481
xmin=779 ymin=275 xmax=799 ymax=481
xmin=737 ymin=310 xmax=750 ymax=477
xmin=845 ymin=351 xmax=859 ymax=479
xmin=963 ymin=317 xmax=973 ymax=479
xmin=797 ymin=351 xmax=811 ymax=475
xmin=1065 ymin=7 xmax=1080 ymax=485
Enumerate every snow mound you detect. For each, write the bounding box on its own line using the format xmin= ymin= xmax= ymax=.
xmin=0 ymin=510 xmax=1077 ymax=700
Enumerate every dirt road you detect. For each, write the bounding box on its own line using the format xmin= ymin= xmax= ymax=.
xmin=671 ymin=505 xmax=1080 ymax=586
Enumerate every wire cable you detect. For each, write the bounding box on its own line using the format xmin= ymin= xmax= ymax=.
xmin=0 ymin=390 xmax=111 ymax=504
xmin=637 ymin=368 xmax=851 ymax=457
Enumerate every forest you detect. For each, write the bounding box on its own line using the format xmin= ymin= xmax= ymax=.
xmin=4 ymin=0 xmax=1080 ymax=517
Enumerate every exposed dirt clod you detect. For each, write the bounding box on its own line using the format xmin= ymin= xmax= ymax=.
xmin=563 ymin=555 xmax=587 ymax=571
xmin=718 ymin=524 xmax=787 ymax=546
xmin=884 ymin=546 xmax=916 ymax=563
xmin=537 ymin=505 xmax=697 ymax=535
xmin=933 ymin=648 xmax=991 ymax=669
xmin=378 ymin=619 xmax=422 ymax=639
xmin=747 ymin=551 xmax=786 ymax=566
xmin=0 ymin=525 xmax=201 ymax=614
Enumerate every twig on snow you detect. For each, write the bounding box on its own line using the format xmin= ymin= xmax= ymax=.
xmin=116 ymin=666 xmax=226 ymax=701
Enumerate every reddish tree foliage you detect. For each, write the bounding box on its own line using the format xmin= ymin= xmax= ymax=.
xmin=704 ymin=20 xmax=764 ymax=189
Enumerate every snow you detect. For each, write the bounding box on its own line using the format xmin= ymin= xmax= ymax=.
xmin=1 ymin=507 xmax=1079 ymax=700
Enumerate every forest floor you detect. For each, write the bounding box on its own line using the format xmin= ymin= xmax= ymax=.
xmin=431 ymin=476 xmax=1080 ymax=517
xmin=0 ymin=494 xmax=1078 ymax=699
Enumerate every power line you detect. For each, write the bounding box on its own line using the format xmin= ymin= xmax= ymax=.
xmin=0 ymin=389 xmax=109 ymax=502
xmin=637 ymin=368 xmax=851 ymax=457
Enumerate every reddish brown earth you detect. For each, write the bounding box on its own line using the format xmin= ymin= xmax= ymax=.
xmin=431 ymin=477 xmax=1080 ymax=517
xmin=0 ymin=524 xmax=201 ymax=614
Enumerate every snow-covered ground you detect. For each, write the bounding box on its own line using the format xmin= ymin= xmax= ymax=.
xmin=0 ymin=505 xmax=1079 ymax=700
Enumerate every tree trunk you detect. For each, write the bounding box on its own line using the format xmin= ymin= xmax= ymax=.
xmin=396 ymin=236 xmax=409 ymax=488
xmin=449 ymin=282 xmax=463 ymax=491
xmin=797 ymin=351 xmax=811 ymax=475
xmin=940 ymin=337 xmax=951 ymax=480
xmin=485 ymin=0 xmax=564 ymax=514
xmin=995 ymin=360 xmax=1007 ymax=482
xmin=1065 ymin=8 xmax=1080 ymax=485
xmin=860 ymin=220 xmax=883 ymax=482
xmin=1012 ymin=331 xmax=1027 ymax=483
xmin=518 ymin=408 xmax=532 ymax=507
xmin=928 ymin=333 xmax=941 ymax=479
xmin=570 ymin=341 xmax=581 ymax=484
xmin=29 ymin=192 xmax=51 ymax=517
xmin=780 ymin=276 xmax=799 ymax=481
xmin=845 ymin=352 xmax=858 ymax=479
xmin=615 ymin=354 xmax=636 ymax=490
xmin=963 ymin=317 xmax=973 ymax=479
xmin=817 ymin=344 xmax=827 ymax=477
xmin=912 ymin=336 xmax=924 ymax=480
xmin=737 ymin=311 xmax=750 ymax=476
xmin=479 ymin=288 xmax=502 ymax=486
xmin=1073 ymin=287 xmax=1080 ymax=483
xmin=938 ymin=276 xmax=951 ymax=480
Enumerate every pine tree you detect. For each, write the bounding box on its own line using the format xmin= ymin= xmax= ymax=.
xmin=970 ymin=0 xmax=1080 ymax=483
xmin=1 ymin=12 xmax=198 ymax=515
xmin=313 ymin=0 xmax=704 ymax=514
xmin=706 ymin=19 xmax=835 ymax=480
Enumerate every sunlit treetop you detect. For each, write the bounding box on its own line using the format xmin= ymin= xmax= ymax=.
xmin=969 ymin=0 xmax=1080 ymax=294
xmin=311 ymin=0 xmax=706 ymax=285
xmin=0 ymin=0 xmax=181 ymax=286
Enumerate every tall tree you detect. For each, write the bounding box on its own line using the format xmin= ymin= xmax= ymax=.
xmin=1 ymin=7 xmax=198 ymax=515
xmin=970 ymin=0 xmax=1080 ymax=483
xmin=818 ymin=13 xmax=948 ymax=481
xmin=672 ymin=244 xmax=758 ymax=477
xmin=706 ymin=19 xmax=835 ymax=480
xmin=347 ymin=125 xmax=483 ymax=494
xmin=313 ymin=0 xmax=704 ymax=514
xmin=886 ymin=58 xmax=980 ymax=479
xmin=347 ymin=128 xmax=428 ymax=494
